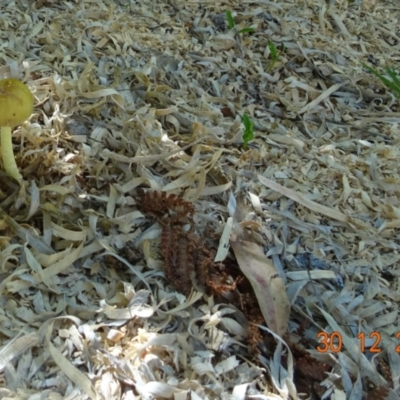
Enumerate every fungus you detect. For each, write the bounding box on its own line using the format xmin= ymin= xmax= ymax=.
xmin=0 ymin=78 xmax=33 ymax=182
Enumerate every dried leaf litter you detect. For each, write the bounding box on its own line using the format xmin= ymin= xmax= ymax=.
xmin=0 ymin=0 xmax=399 ymax=399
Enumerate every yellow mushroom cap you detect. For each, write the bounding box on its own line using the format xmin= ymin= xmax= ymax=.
xmin=0 ymin=78 xmax=33 ymax=127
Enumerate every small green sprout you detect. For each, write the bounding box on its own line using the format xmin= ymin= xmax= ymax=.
xmin=268 ymin=40 xmax=278 ymax=60
xmin=225 ymin=10 xmax=255 ymax=35
xmin=242 ymin=113 xmax=254 ymax=149
xmin=225 ymin=10 xmax=235 ymax=29
xmin=267 ymin=40 xmax=286 ymax=71
xmin=362 ymin=62 xmax=400 ymax=98
xmin=238 ymin=27 xmax=255 ymax=34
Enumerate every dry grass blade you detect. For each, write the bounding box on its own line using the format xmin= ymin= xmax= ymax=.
xmin=0 ymin=332 xmax=39 ymax=372
xmin=0 ymin=206 xmax=54 ymax=254
xmin=257 ymin=174 xmax=369 ymax=229
xmin=45 ymin=318 xmax=97 ymax=400
xmin=230 ymin=233 xmax=290 ymax=337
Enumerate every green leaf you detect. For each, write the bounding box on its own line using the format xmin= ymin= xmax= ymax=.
xmin=225 ymin=10 xmax=235 ymax=29
xmin=386 ymin=67 xmax=400 ymax=92
xmin=268 ymin=40 xmax=278 ymax=60
xmin=238 ymin=27 xmax=255 ymax=34
xmin=362 ymin=62 xmax=400 ymax=98
xmin=242 ymin=114 xmax=254 ymax=149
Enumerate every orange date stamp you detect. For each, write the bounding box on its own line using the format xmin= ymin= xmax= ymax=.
xmin=316 ymin=331 xmax=400 ymax=353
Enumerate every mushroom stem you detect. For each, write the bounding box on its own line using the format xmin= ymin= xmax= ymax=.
xmin=1 ymin=126 xmax=21 ymax=182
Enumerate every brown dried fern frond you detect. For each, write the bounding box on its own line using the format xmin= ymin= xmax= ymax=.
xmin=289 ymin=342 xmax=331 ymax=398
xmin=137 ymin=190 xmax=194 ymax=223
xmin=365 ymin=384 xmax=390 ymax=400
xmin=161 ymin=227 xmax=217 ymax=295
xmin=137 ymin=189 xmax=265 ymax=353
xmin=160 ymin=225 xmax=196 ymax=296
